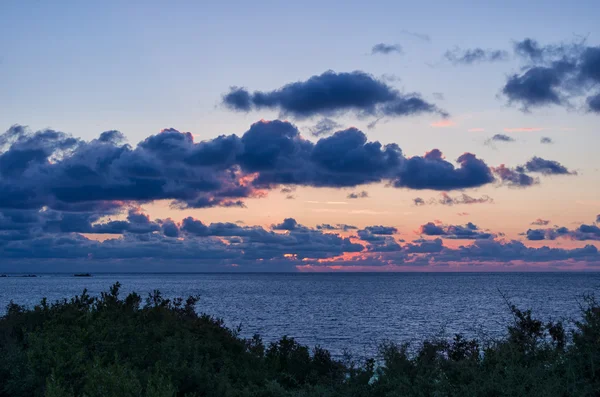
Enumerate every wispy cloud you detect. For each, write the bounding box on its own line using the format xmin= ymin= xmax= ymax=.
xmin=371 ymin=43 xmax=402 ymax=55
xmin=444 ymin=47 xmax=509 ymax=65
xmin=400 ymin=29 xmax=431 ymax=42
xmin=504 ymin=127 xmax=544 ymax=132
xmin=431 ymin=119 xmax=456 ymax=128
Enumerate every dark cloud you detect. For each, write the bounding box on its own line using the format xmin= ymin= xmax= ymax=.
xmin=540 ymin=137 xmax=553 ymax=144
xmin=504 ymin=38 xmax=600 ymax=113
xmin=222 ymin=70 xmax=447 ymax=119
xmin=240 ymin=123 xmax=496 ymax=191
xmin=525 ymin=218 xmax=600 ymax=242
xmin=444 ymin=47 xmax=509 ymax=64
xmin=0 ymin=121 xmax=508 ymax=221
xmin=526 ymin=229 xmax=547 ymax=241
xmin=418 ymin=221 xmax=493 ymax=239
xmin=363 ymin=226 xmax=397 ymax=235
xmin=356 ymin=226 xmax=400 ymax=252
xmin=272 ymin=218 xmax=302 ymax=231
xmin=0 ymin=214 xmax=368 ymax=268
xmin=371 ymin=43 xmax=402 ymax=55
xmin=531 ymin=218 xmax=551 ymax=226
xmin=502 ymin=64 xmax=573 ymax=110
xmin=414 ymin=192 xmax=494 ymax=206
xmin=3 ymin=122 xmax=581 ymax=270
xmin=2 ymin=207 xmax=599 ymax=270
xmin=587 ymin=93 xmax=600 ymax=113
xmin=430 ymin=239 xmax=598 ymax=264
xmin=316 ymin=224 xmax=357 ymax=232
xmin=393 ymin=150 xmax=495 ymax=190
xmin=491 ymin=164 xmax=539 ymax=188
xmin=514 ymin=38 xmax=551 ymax=63
xmin=486 ymin=134 xmax=515 ymax=144
xmin=307 ymin=118 xmax=344 ymax=137
xmin=161 ymin=219 xmax=179 ymax=238
xmin=517 ymin=156 xmax=576 ymax=175
xmin=347 ymin=191 xmax=369 ymax=199
xmin=413 ymin=197 xmax=425 ymax=206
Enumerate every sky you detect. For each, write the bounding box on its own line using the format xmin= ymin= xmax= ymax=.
xmin=0 ymin=0 xmax=599 ymax=272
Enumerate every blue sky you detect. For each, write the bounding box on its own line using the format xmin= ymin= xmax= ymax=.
xmin=0 ymin=0 xmax=599 ymax=271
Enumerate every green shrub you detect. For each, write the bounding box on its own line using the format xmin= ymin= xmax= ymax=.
xmin=0 ymin=283 xmax=599 ymax=397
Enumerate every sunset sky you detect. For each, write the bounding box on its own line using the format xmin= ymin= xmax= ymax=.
xmin=1 ymin=1 xmax=599 ymax=272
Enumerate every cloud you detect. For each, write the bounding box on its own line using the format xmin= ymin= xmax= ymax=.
xmin=485 ymin=134 xmax=515 ymax=145
xmin=400 ymin=30 xmax=431 ymax=42
xmin=525 ymin=217 xmax=600 ymax=241
xmin=504 ymin=127 xmax=543 ymax=132
xmin=347 ymin=191 xmax=369 ymax=199
xmin=237 ymin=123 xmax=498 ymax=191
xmin=0 ymin=213 xmax=369 ymax=269
xmin=491 ymin=165 xmax=539 ymax=188
xmin=540 ymin=137 xmax=553 ymax=144
xmin=316 ymin=223 xmax=357 ymax=231
xmin=430 ymin=119 xmax=455 ymax=127
xmin=429 ymin=239 xmax=599 ymax=264
xmin=272 ymin=217 xmax=302 ymax=231
xmin=531 ymin=218 xmax=551 ymax=226
xmin=413 ymin=197 xmax=426 ymax=206
xmin=393 ymin=150 xmax=495 ymax=190
xmin=468 ymin=128 xmax=485 ymax=132
xmin=418 ymin=221 xmax=493 ymax=239
xmin=513 ymin=38 xmax=551 ymax=62
xmin=503 ymin=38 xmax=600 ymax=113
xmin=444 ymin=47 xmax=509 ymax=64
xmin=363 ymin=225 xmax=397 ymax=235
xmin=356 ymin=226 xmax=400 ymax=252
xmin=490 ymin=156 xmax=573 ymax=187
xmin=0 ymin=121 xmax=544 ymax=225
xmin=222 ymin=70 xmax=447 ymax=120
xmin=3 ymin=122 xmax=582 ymax=271
xmin=516 ymin=156 xmax=576 ymax=175
xmin=371 ymin=43 xmax=402 ymax=55
xmin=502 ymin=65 xmax=573 ymax=110
xmin=307 ymin=118 xmax=344 ymax=137
xmin=587 ymin=93 xmax=600 ymax=113
xmin=414 ymin=192 xmax=494 ymax=206
xmin=2 ymin=204 xmax=599 ymax=270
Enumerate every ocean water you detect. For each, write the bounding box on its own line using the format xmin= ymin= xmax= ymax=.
xmin=1 ymin=272 xmax=599 ymax=357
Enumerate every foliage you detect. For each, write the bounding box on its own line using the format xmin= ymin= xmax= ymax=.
xmin=0 ymin=283 xmax=599 ymax=396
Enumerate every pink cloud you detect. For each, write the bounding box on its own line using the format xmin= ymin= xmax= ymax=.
xmin=503 ymin=127 xmax=544 ymax=132
xmin=430 ymin=119 xmax=456 ymax=128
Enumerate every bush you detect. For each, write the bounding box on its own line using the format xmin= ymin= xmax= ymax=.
xmin=0 ymin=283 xmax=599 ymax=396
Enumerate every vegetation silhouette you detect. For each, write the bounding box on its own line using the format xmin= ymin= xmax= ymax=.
xmin=0 ymin=283 xmax=599 ymax=396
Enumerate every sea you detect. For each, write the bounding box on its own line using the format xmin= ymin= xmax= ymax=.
xmin=1 ymin=272 xmax=599 ymax=357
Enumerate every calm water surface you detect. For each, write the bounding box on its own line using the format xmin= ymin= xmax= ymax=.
xmin=1 ymin=273 xmax=599 ymax=357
